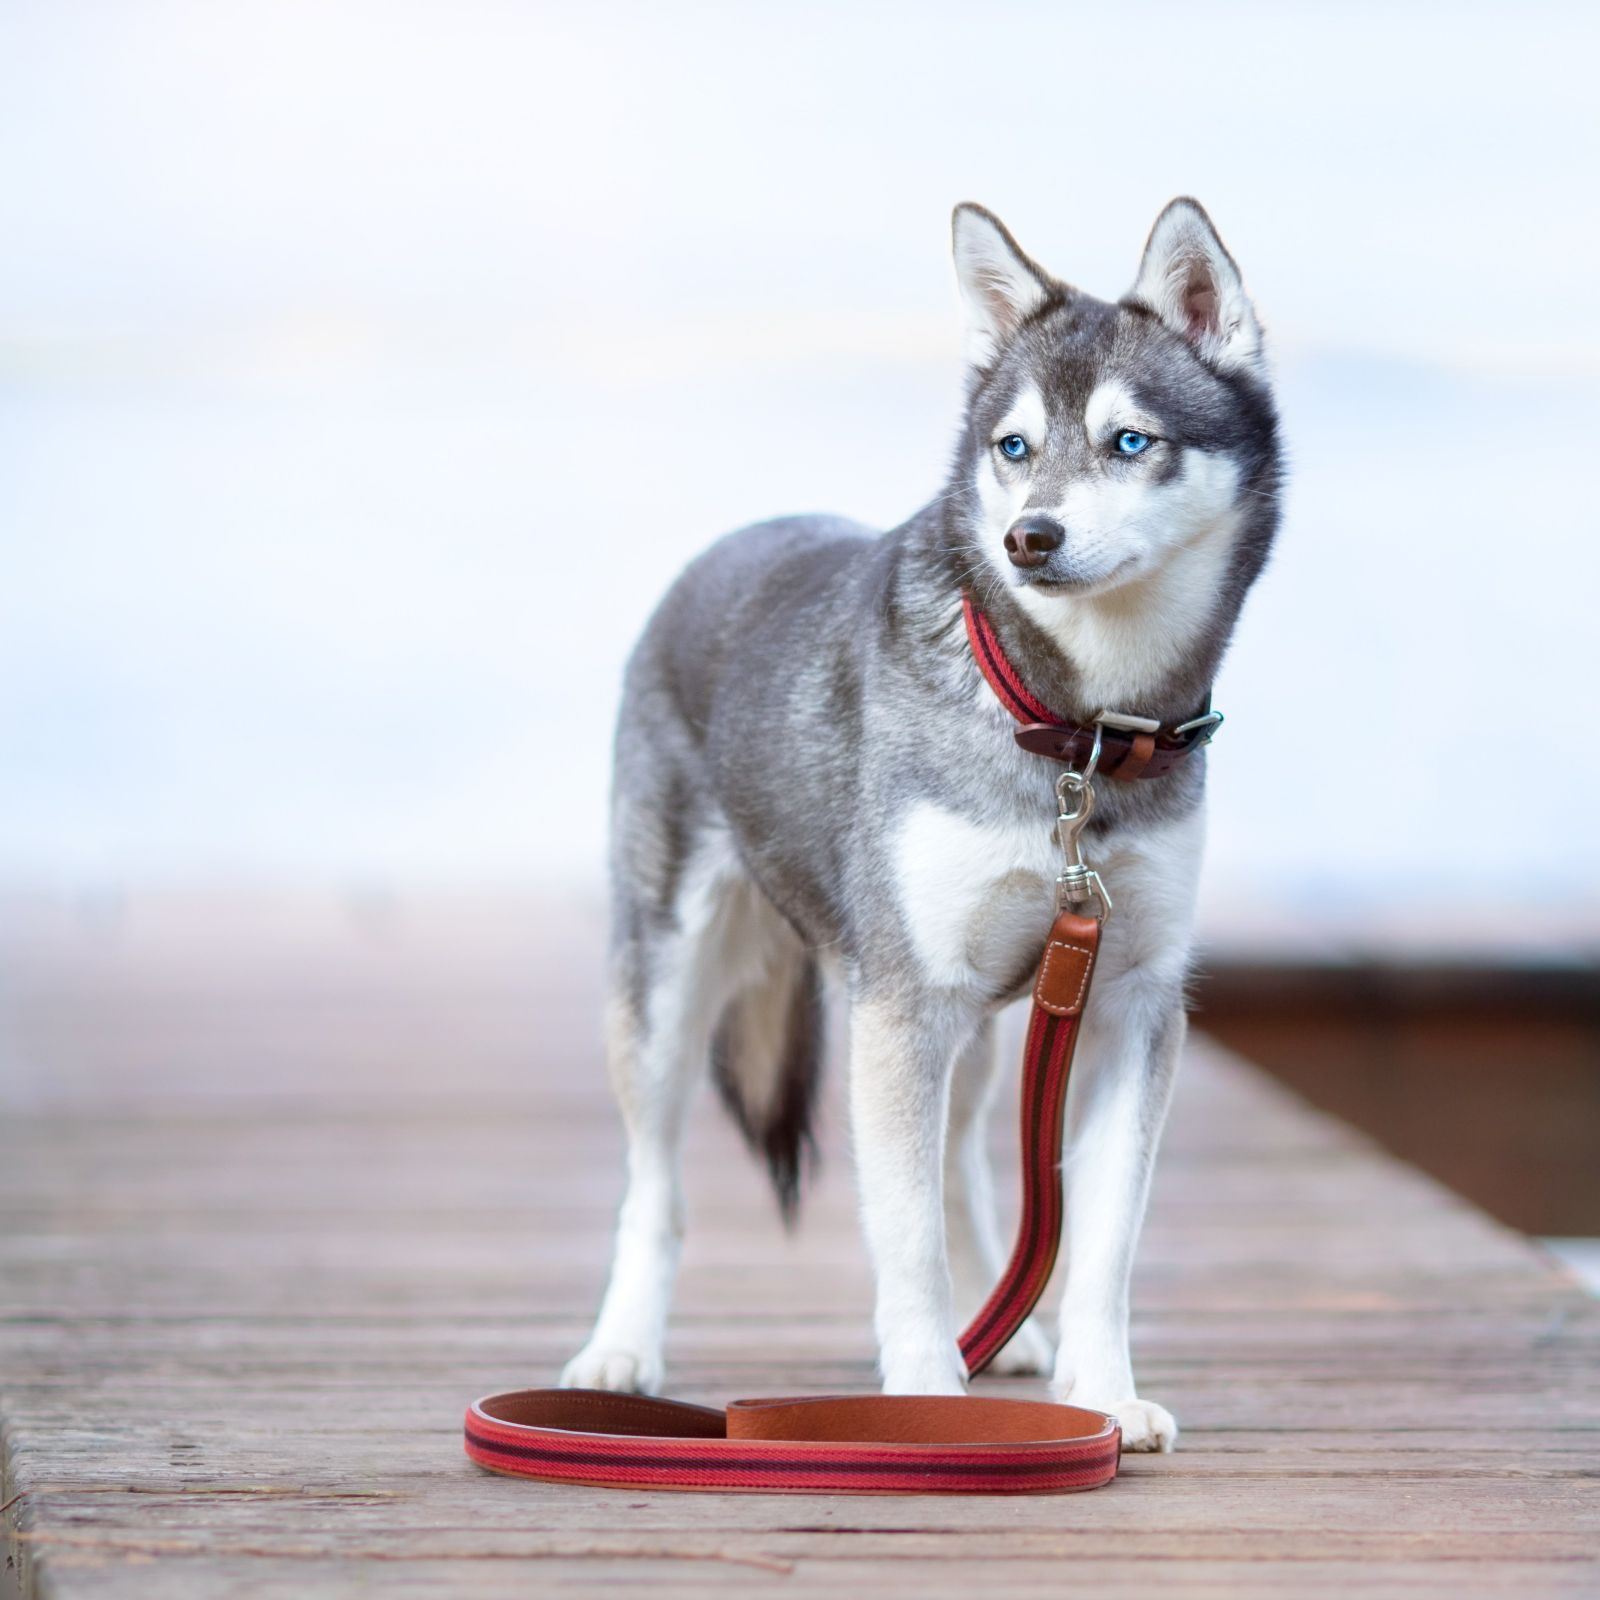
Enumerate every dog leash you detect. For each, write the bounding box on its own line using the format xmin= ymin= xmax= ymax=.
xmin=465 ymin=905 xmax=1109 ymax=1494
xmin=463 ymin=598 xmax=1214 ymax=1495
xmin=465 ymin=1385 xmax=1120 ymax=1495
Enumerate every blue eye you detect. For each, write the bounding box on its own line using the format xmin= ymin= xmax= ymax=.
xmin=1116 ymin=430 xmax=1152 ymax=456
xmin=998 ymin=434 xmax=1029 ymax=461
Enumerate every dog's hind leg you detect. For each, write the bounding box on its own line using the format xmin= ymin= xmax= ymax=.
xmin=943 ymin=1018 xmax=1055 ymax=1376
xmin=559 ymin=975 xmax=681 ymax=1394
xmin=563 ymin=821 xmax=809 ymax=1393
xmin=561 ymin=830 xmax=751 ymax=1395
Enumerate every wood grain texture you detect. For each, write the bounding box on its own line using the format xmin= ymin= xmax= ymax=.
xmin=1 ymin=893 xmax=1597 ymax=1597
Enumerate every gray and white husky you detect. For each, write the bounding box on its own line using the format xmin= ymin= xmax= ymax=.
xmin=562 ymin=199 xmax=1281 ymax=1450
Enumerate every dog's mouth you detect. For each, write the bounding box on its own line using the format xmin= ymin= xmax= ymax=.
xmin=1017 ymin=558 xmax=1138 ymax=597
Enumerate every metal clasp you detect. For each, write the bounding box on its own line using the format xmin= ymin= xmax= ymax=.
xmin=1171 ymin=709 xmax=1224 ymax=745
xmin=1054 ymin=754 xmax=1112 ymax=920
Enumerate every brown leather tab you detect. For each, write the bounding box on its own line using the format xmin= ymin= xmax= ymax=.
xmin=1033 ymin=912 xmax=1100 ymax=1017
xmin=1112 ymin=732 xmax=1156 ymax=780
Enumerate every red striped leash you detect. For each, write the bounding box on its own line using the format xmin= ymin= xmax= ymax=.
xmin=460 ymin=597 xmax=1198 ymax=1495
xmin=466 ymin=1390 xmax=1119 ymax=1496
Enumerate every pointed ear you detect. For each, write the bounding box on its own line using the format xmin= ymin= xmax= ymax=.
xmin=951 ymin=203 xmax=1055 ymax=369
xmin=1129 ymin=198 xmax=1262 ymax=374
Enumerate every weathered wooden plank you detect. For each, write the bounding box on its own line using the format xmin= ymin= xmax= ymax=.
xmin=12 ymin=1554 xmax=1600 ymax=1600
xmin=2 ymin=894 xmax=1597 ymax=1598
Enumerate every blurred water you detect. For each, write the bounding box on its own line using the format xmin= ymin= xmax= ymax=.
xmin=2 ymin=0 xmax=1596 ymax=942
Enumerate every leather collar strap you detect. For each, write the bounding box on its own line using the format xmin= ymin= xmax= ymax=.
xmin=962 ymin=594 xmax=1215 ymax=779
xmin=465 ymin=911 xmax=1117 ymax=1494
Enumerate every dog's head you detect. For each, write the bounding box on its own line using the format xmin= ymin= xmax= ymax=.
xmin=950 ymin=200 xmax=1278 ymax=618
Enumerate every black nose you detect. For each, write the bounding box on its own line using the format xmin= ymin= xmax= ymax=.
xmin=1004 ymin=514 xmax=1064 ymax=569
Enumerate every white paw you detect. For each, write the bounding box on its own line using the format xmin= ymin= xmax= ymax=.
xmin=559 ymin=1342 xmax=663 ymax=1395
xmin=1101 ymin=1397 xmax=1178 ymax=1452
xmin=984 ymin=1318 xmax=1054 ymax=1376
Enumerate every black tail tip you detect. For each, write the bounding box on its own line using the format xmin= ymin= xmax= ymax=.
xmin=766 ymin=1127 xmax=817 ymax=1230
xmin=713 ymin=1059 xmax=819 ymax=1226
xmin=709 ymin=960 xmax=824 ymax=1226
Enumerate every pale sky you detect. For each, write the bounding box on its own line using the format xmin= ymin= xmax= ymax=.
xmin=2 ymin=0 xmax=1596 ymax=944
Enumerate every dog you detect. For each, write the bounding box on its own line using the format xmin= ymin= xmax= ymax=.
xmin=561 ymin=199 xmax=1282 ymax=1451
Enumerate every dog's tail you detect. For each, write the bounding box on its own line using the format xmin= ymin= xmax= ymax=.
xmin=709 ymin=953 xmax=823 ymax=1226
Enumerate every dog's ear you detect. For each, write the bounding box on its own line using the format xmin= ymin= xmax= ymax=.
xmin=1128 ymin=198 xmax=1262 ymax=375
xmin=952 ymin=204 xmax=1055 ymax=369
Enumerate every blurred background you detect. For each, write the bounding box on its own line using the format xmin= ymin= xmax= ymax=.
xmin=1 ymin=2 xmax=1596 ymax=1258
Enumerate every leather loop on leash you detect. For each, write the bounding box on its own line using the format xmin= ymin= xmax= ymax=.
xmin=465 ymin=911 xmax=1111 ymax=1494
xmin=465 ymin=1390 xmax=1119 ymax=1495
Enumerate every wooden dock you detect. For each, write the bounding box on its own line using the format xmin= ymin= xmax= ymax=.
xmin=2 ymin=894 xmax=1596 ymax=1596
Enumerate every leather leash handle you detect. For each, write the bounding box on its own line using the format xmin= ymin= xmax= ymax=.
xmin=960 ymin=909 xmax=1100 ymax=1375
xmin=465 ymin=1390 xmax=1119 ymax=1495
xmin=464 ymin=909 xmax=1112 ymax=1493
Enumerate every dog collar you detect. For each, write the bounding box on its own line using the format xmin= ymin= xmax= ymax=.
xmin=962 ymin=594 xmax=1222 ymax=780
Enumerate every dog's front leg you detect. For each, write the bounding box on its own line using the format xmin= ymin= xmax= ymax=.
xmin=849 ymin=992 xmax=968 ymax=1395
xmin=1051 ymin=811 xmax=1201 ymax=1451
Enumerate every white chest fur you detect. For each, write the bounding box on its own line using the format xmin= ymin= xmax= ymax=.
xmin=890 ymin=801 xmax=1058 ymax=991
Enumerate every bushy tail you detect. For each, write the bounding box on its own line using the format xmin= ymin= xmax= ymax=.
xmin=709 ymin=955 xmax=823 ymax=1225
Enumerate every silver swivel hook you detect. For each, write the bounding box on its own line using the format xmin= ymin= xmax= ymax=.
xmin=1053 ymin=725 xmax=1113 ymax=919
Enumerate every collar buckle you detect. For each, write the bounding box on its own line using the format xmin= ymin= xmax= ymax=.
xmin=1171 ymin=710 xmax=1225 ymax=746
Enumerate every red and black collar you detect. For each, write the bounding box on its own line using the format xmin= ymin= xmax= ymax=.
xmin=961 ymin=595 xmax=1221 ymax=781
